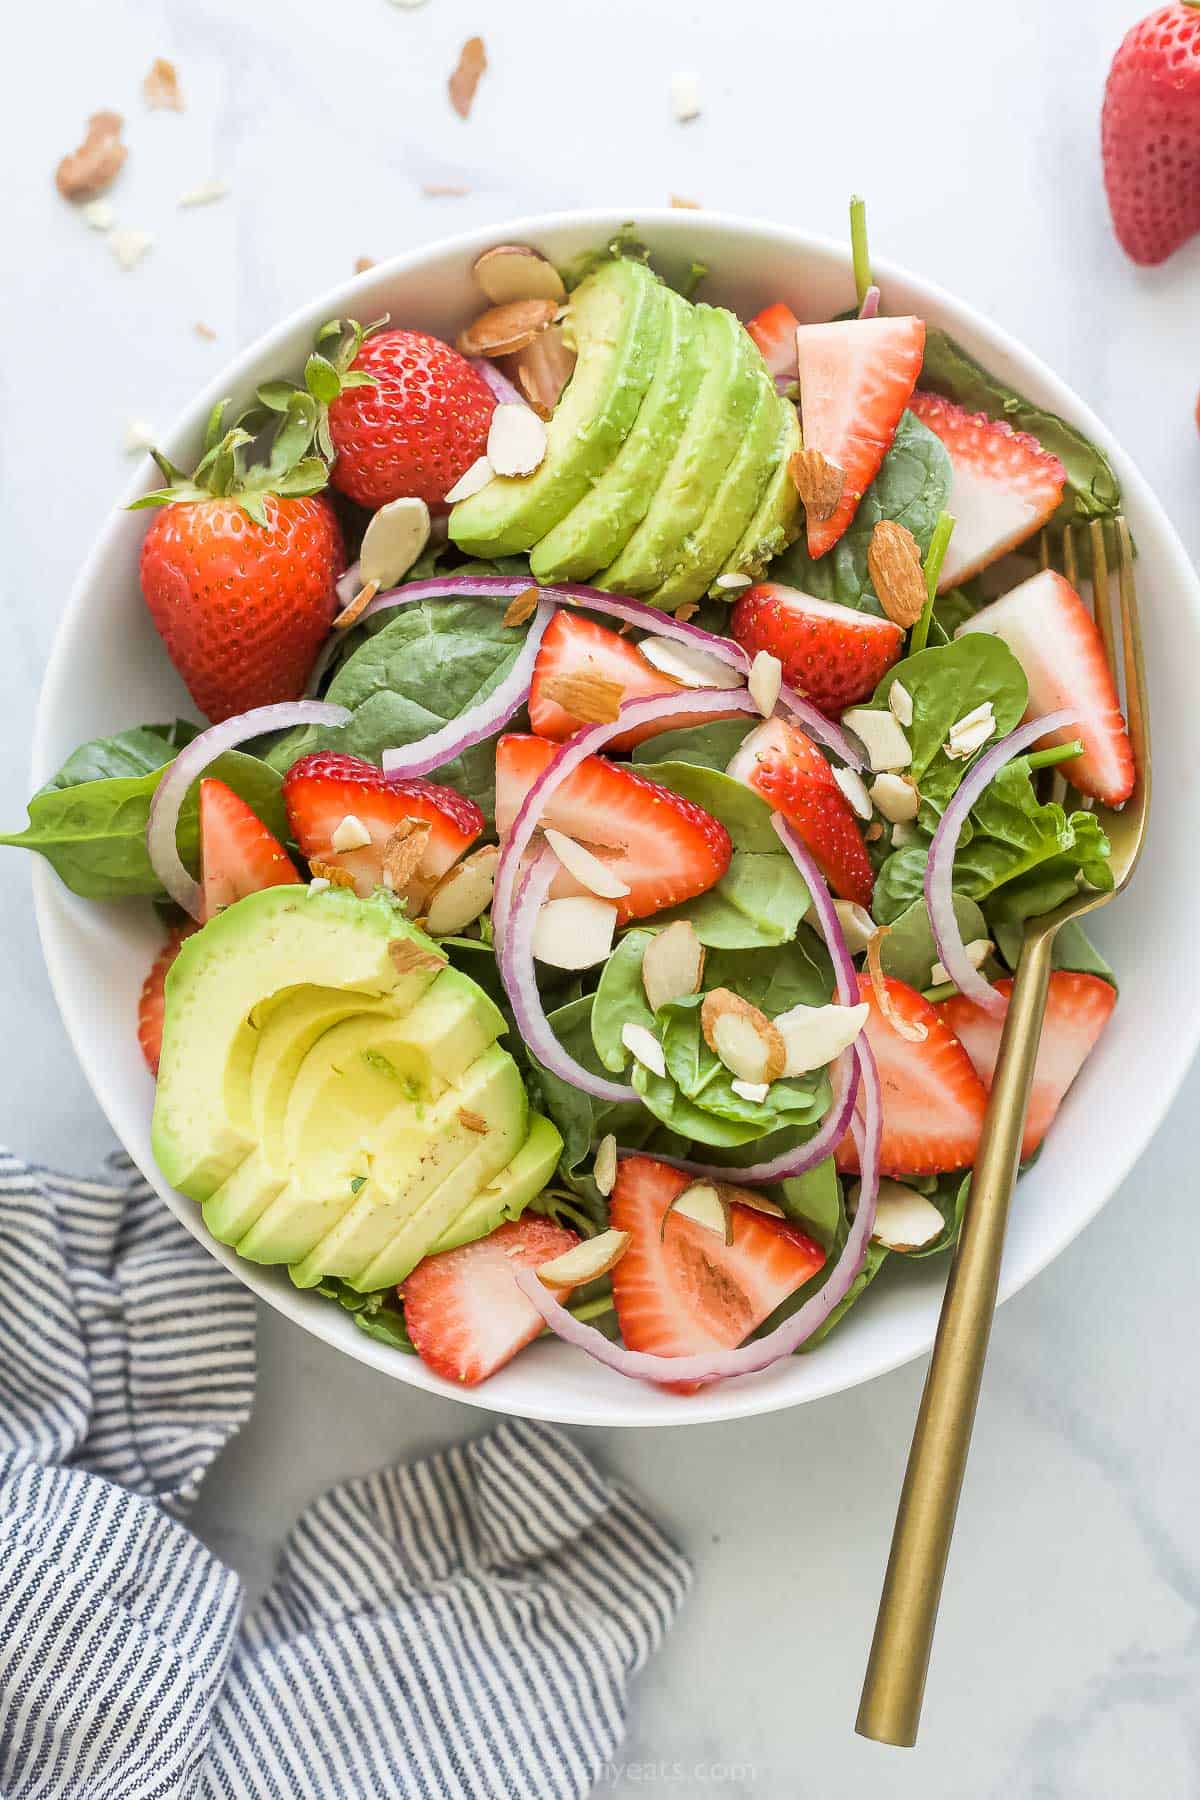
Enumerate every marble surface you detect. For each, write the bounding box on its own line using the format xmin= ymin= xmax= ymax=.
xmin=4 ymin=0 xmax=1200 ymax=1792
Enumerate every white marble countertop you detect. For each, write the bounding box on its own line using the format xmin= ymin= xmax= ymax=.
xmin=4 ymin=0 xmax=1200 ymax=1792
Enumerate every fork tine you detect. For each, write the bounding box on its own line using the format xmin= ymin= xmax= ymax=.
xmin=1088 ymin=519 xmax=1120 ymax=681
xmin=1116 ymin=516 xmax=1149 ymax=780
xmin=1062 ymin=525 xmax=1078 ymax=589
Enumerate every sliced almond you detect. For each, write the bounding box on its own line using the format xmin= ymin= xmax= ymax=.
xmin=424 ymin=846 xmax=500 ymax=936
xmin=388 ymin=936 xmax=448 ymax=976
xmin=888 ymin=680 xmax=914 ymax=728
xmin=536 ymin=1227 xmax=630 ymax=1287
xmin=502 ymin=585 xmax=541 ymax=627
xmin=639 ymin=636 xmax=733 ymax=689
xmin=862 ymin=1179 xmax=945 ymax=1252
xmin=674 ymin=601 xmax=700 ymax=621
xmin=666 ymin=1182 xmax=731 ymax=1242
xmin=621 ymin=1022 xmax=666 ymax=1078
xmin=930 ymin=939 xmax=992 ymax=988
xmin=790 ymin=448 xmax=846 ymax=523
xmin=422 ymin=182 xmax=471 ymax=198
xmin=714 ymin=572 xmax=752 ymax=591
xmin=641 ymin=920 xmax=705 ymax=1014
xmin=333 ymin=579 xmax=380 ymax=631
xmin=670 ymin=194 xmax=701 ymax=210
xmin=544 ymin=828 xmax=631 ymax=900
xmin=473 ymin=243 xmax=566 ymax=305
xmin=360 ymin=497 xmax=431 ymax=590
xmin=841 ymin=707 xmax=912 ymax=772
xmin=84 ymin=199 xmax=115 ymax=230
xmin=721 ymin=1185 xmax=786 ymax=1219
xmin=384 ymin=820 xmax=432 ymax=896
xmin=487 ymin=403 xmax=547 ymax=477
xmin=870 ymin=772 xmax=920 ymax=824
xmin=457 ymin=298 xmax=558 ymax=359
xmin=110 ymin=229 xmax=154 ymax=271
xmin=178 ymin=179 xmax=229 ymax=208
xmin=833 ymin=899 xmax=879 ymax=956
xmin=866 ymin=929 xmax=928 ymax=1042
xmin=533 ymin=897 xmax=618 ymax=969
xmin=670 ymin=70 xmax=702 ymax=122
xmin=143 ymin=58 xmax=184 ymax=111
xmin=868 ymin=520 xmax=927 ymax=628
xmin=833 ymin=764 xmax=872 ymax=821
xmin=593 ymin=1133 xmax=618 ymax=1198
xmin=700 ymin=989 xmax=786 ymax=1085
xmin=730 ymin=1078 xmax=770 ymax=1104
xmin=56 ymin=110 xmax=126 ymax=201
xmin=775 ymin=1000 xmax=870 ymax=1077
xmin=445 ymin=455 xmax=494 ymax=503
xmin=748 ymin=650 xmax=782 ymax=717
xmin=459 ymin=1108 xmax=490 ymax=1134
xmin=891 ymin=819 xmax=919 ymax=847
xmin=511 ymin=324 xmax=576 ymax=418
xmin=539 ymin=671 xmax=624 ymax=725
xmin=308 ymin=858 xmax=356 ymax=889
xmin=331 ymin=813 xmax=372 ymax=853
xmin=448 ymin=34 xmax=487 ymax=119
xmin=354 ymin=255 xmax=376 ymax=273
xmin=946 ymin=701 xmax=996 ymax=761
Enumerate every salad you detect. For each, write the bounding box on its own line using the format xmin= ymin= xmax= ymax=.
xmin=4 ymin=205 xmax=1133 ymax=1392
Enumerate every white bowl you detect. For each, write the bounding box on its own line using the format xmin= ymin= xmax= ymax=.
xmin=32 ymin=209 xmax=1198 ymax=1427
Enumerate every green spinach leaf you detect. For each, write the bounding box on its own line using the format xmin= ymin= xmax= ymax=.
xmin=41 ymin=721 xmax=200 ymax=788
xmin=862 ymin=635 xmax=1029 ymax=803
xmin=879 ymin=892 xmax=989 ymax=989
xmin=631 ymin=719 xmax=753 ymax=773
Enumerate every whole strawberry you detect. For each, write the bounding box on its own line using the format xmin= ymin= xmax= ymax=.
xmin=136 ymin=401 xmax=344 ymax=722
xmin=328 ymin=328 xmax=495 ymax=509
xmin=1102 ymin=2 xmax=1200 ymax=264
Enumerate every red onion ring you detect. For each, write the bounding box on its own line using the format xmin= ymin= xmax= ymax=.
xmin=468 ymin=356 xmax=525 ymax=408
xmin=145 ymin=700 xmax=350 ymax=918
xmin=352 ymin=576 xmax=863 ymax=769
xmin=380 ymin=596 xmax=554 ymax=778
xmin=514 ymin=1036 xmax=882 ymax=1387
xmin=925 ymin=708 xmax=1079 ymax=1017
xmin=334 ymin=560 xmax=362 ymax=609
xmin=499 ymin=842 xmax=635 ymax=1105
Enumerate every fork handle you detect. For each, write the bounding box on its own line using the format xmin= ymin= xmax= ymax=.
xmin=855 ymin=928 xmax=1056 ymax=1747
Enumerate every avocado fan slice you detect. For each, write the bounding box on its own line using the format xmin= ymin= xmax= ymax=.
xmin=708 ymin=394 xmax=802 ymax=595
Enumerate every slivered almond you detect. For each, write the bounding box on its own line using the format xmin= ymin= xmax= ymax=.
xmin=670 ymin=194 xmax=701 ymax=209
xmin=867 ymin=928 xmax=927 ymax=1042
xmin=621 ymin=1022 xmax=666 ymax=1078
xmin=424 ymin=846 xmax=499 ymax=936
xmin=458 ymin=1108 xmax=490 ymax=1134
xmin=639 ymin=636 xmax=732 ymax=689
xmin=487 ymin=403 xmax=547 ymax=477
xmin=833 ymin=899 xmax=878 ymax=956
xmin=56 ymin=111 xmax=127 ymax=200
xmin=700 ymin=989 xmax=786 ymax=1085
xmin=593 ymin=1134 xmax=618 ymax=1197
xmin=388 ymin=937 xmax=447 ymax=976
xmin=384 ymin=820 xmax=432 ymax=895
xmin=543 ymin=828 xmax=630 ymax=899
xmin=473 ymin=243 xmax=565 ymax=305
xmin=863 ymin=1179 xmax=945 ymax=1251
xmin=536 ymin=1228 xmax=630 ymax=1286
xmin=333 ymin=579 xmax=379 ymax=630
xmin=448 ymin=35 xmax=487 ymax=119
xmin=540 ymin=670 xmax=624 ymax=724
xmin=511 ymin=323 xmax=576 ymax=418
xmin=775 ymin=1000 xmax=870 ymax=1076
xmin=444 ymin=455 xmax=493 ymax=503
xmin=360 ymin=496 xmax=431 ymax=590
xmin=533 ymin=897 xmax=618 ymax=969
xmin=354 ymin=255 xmax=376 ymax=273
xmin=502 ymin=585 xmax=541 ymax=627
xmin=308 ymin=858 xmax=356 ymax=889
xmin=790 ymin=448 xmax=845 ymax=523
xmin=422 ymin=182 xmax=470 ymax=198
xmin=720 ymin=1184 xmax=786 ymax=1219
xmin=868 ymin=520 xmax=927 ymax=628
xmin=143 ymin=58 xmax=184 ymax=110
xmin=331 ymin=813 xmax=372 ymax=852
xmin=666 ymin=1182 xmax=731 ymax=1242
xmin=457 ymin=298 xmax=557 ymax=358
xmin=748 ymin=650 xmax=782 ymax=717
xmin=641 ymin=920 xmax=705 ymax=1014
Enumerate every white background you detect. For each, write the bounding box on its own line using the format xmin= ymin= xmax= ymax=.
xmin=4 ymin=2 xmax=1200 ymax=1794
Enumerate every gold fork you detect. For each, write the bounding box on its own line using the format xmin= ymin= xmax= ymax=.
xmin=855 ymin=517 xmax=1150 ymax=1748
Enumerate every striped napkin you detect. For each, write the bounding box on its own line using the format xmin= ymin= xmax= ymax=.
xmin=0 ymin=1149 xmax=690 ymax=1799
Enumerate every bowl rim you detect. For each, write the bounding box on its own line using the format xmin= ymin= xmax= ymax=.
xmin=30 ymin=205 xmax=1199 ymax=1427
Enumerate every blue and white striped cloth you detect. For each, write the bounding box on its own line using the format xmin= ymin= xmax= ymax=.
xmin=0 ymin=1149 xmax=690 ymax=1798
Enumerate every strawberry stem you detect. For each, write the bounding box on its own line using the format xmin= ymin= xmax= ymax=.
xmin=1024 ymin=740 xmax=1084 ymax=771
xmin=909 ymin=511 xmax=956 ymax=654
xmin=850 ymin=195 xmax=872 ymax=309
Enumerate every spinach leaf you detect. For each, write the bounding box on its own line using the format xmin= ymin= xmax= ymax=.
xmin=265 ymin=596 xmax=537 ymax=826
xmin=1 ymin=746 xmax=287 ymax=901
xmin=879 ymin=892 xmax=989 ymax=989
xmin=592 ymin=930 xmax=657 ymax=1072
xmin=872 ymin=845 xmax=930 ymax=925
xmin=631 ymin=719 xmax=753 ymax=773
xmin=42 ymin=721 xmax=200 ymax=788
xmin=920 ymin=328 xmax=1121 ymax=524
xmin=903 ymin=1172 xmax=972 ymax=1261
xmin=862 ymin=635 xmax=1029 ymax=802
xmin=655 ymin=993 xmax=826 ymax=1134
xmin=990 ymin=914 xmax=1117 ymax=988
xmin=769 ymin=410 xmax=952 ymax=614
xmin=309 ymin=1274 xmax=416 ymax=1353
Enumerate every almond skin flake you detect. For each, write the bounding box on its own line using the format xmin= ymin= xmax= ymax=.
xmin=448 ymin=36 xmax=487 ymax=119
xmin=790 ymin=448 xmax=845 ymax=523
xmin=502 ymin=586 xmax=541 ymax=627
xmin=143 ymin=58 xmax=184 ymax=110
xmin=308 ymin=858 xmax=356 ymax=889
xmin=384 ymin=821 xmax=432 ymax=894
xmin=56 ymin=111 xmax=126 ymax=201
xmin=458 ymin=1109 xmax=490 ymax=1134
xmin=333 ymin=579 xmax=379 ymax=631
xmin=868 ymin=519 xmax=927 ymax=628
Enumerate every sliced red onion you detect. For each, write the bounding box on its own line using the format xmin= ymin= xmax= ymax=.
xmin=354 ymin=575 xmax=862 ymax=768
xmin=925 ymin=708 xmax=1079 ymax=1017
xmin=500 ymin=843 xmax=635 ymax=1105
xmin=334 ymin=560 xmax=362 ymax=609
xmin=468 ymin=356 xmax=525 ymax=408
xmin=859 ymin=285 xmax=881 ymax=321
xmin=145 ymin=700 xmax=350 ymax=918
xmin=515 ymin=1036 xmax=882 ymax=1387
xmin=380 ymin=596 xmax=554 ymax=778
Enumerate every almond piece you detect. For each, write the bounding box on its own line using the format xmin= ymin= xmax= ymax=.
xmin=714 ymin=572 xmax=752 ymax=591
xmin=670 ymin=71 xmax=702 ymax=122
xmin=502 ymin=586 xmax=541 ymax=627
xmin=444 ymin=455 xmax=493 ymax=503
xmin=868 ymin=520 xmax=927 ymax=628
xmin=143 ymin=58 xmax=184 ymax=111
xmin=359 ymin=497 xmax=431 ymax=590
xmin=487 ymin=403 xmax=548 ymax=477
xmin=383 ymin=820 xmax=432 ymax=896
xmin=540 ymin=670 xmax=624 ymax=725
xmin=833 ymin=899 xmax=879 ymax=956
xmin=457 ymin=298 xmax=558 ymax=359
xmin=667 ymin=1182 xmax=731 ymax=1242
xmin=860 ymin=1179 xmax=945 ymax=1252
xmin=110 ymin=229 xmax=154 ymax=271
xmin=459 ymin=1108 xmax=490 ymax=1134
xmin=308 ymin=858 xmax=356 ymax=889
xmin=511 ymin=324 xmax=577 ymax=418
xmin=930 ymin=939 xmax=992 ymax=988
xmin=536 ymin=1228 xmax=630 ymax=1286
xmin=389 ymin=937 xmax=448 ymax=976
xmin=543 ymin=828 xmax=631 ymax=899
xmin=639 ymin=636 xmax=733 ymax=689
xmin=474 ymin=244 xmax=566 ymax=305
xmin=748 ymin=650 xmax=782 ymax=718
xmin=354 ymin=255 xmax=376 ymax=273
xmin=833 ymin=764 xmax=873 ymax=821
xmin=730 ymin=1079 xmax=770 ymax=1103
xmin=593 ymin=1134 xmax=618 ymax=1197
xmin=621 ymin=1023 xmax=666 ymax=1078
xmin=422 ymin=182 xmax=470 ymax=198
xmin=674 ymin=601 xmax=700 ymax=621
xmin=841 ymin=707 xmax=912 ymax=772
xmin=56 ymin=111 xmax=126 ymax=201
xmin=721 ymin=1185 xmax=786 ymax=1219
xmin=333 ymin=579 xmax=380 ymax=631
xmin=331 ymin=813 xmax=372 ymax=853
xmin=641 ymin=920 xmax=705 ymax=1014
xmin=790 ymin=447 xmax=846 ymax=523
xmin=448 ymin=35 xmax=487 ymax=119
xmin=424 ymin=846 xmax=500 ymax=936
xmin=533 ymin=897 xmax=618 ymax=970
xmin=774 ymin=1000 xmax=870 ymax=1077
xmin=888 ymin=680 xmax=914 ymax=728
xmin=870 ymin=772 xmax=920 ymax=824
xmin=700 ymin=989 xmax=786 ymax=1085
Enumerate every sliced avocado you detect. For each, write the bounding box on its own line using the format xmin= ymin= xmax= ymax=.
xmin=529 ymin=287 xmax=703 ymax=583
xmin=597 ymin=305 xmax=762 ymax=596
xmin=649 ymin=366 xmax=781 ymax=607
xmin=422 ymin=1112 xmax=564 ymax=1261
xmin=449 ymin=259 xmax=665 ymax=557
xmin=709 ymin=396 xmax=801 ymax=593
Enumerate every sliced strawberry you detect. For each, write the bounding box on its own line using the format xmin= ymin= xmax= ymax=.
xmin=283 ymin=752 xmax=484 ymax=902
xmin=402 ymin=1217 xmax=580 ymax=1387
xmin=795 ymin=316 xmax=926 ymax=559
xmin=957 ymin=570 xmax=1134 ymax=805
xmin=198 ymin=778 xmax=301 ymax=922
xmin=837 ymin=974 xmax=989 ymax=1177
xmin=528 ymin=610 xmax=731 ymax=751
xmin=494 ymin=733 xmax=732 ymax=925
xmin=729 ymin=583 xmax=903 ymax=715
xmin=137 ymin=924 xmax=197 ymax=1075
xmin=937 ymin=972 xmax=1115 ymax=1161
xmin=908 ymin=391 xmax=1066 ymax=589
xmin=725 ymin=716 xmax=874 ymax=908
xmin=746 ymin=301 xmax=801 ymax=378
xmin=610 ymin=1155 xmax=826 ymax=1394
